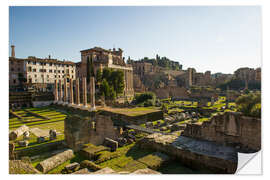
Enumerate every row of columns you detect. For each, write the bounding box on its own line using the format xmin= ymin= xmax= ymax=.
xmin=54 ymin=77 xmax=96 ymax=111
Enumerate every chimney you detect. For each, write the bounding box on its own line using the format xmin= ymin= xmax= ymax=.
xmin=11 ymin=45 xmax=15 ymax=58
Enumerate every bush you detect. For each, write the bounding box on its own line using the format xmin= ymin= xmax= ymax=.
xmin=80 ymin=160 xmax=102 ymax=171
xmin=236 ymin=92 xmax=261 ymax=118
xmin=134 ymin=92 xmax=156 ymax=106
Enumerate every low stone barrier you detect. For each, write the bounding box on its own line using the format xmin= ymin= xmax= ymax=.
xmin=24 ymin=109 xmax=50 ymax=120
xmin=138 ymin=133 xmax=238 ymax=174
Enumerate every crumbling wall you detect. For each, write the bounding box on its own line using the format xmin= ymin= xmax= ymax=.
xmin=182 ymin=112 xmax=261 ymax=152
xmin=64 ymin=114 xmax=118 ymax=151
xmin=153 ymin=87 xmax=189 ymax=99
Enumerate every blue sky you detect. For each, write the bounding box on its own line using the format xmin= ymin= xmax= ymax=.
xmin=9 ymin=6 xmax=261 ymax=74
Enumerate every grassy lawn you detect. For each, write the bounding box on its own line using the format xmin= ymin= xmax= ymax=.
xmin=9 ymin=107 xmax=66 ymax=132
xmin=9 ymin=106 xmax=67 ymax=153
xmin=96 ymin=143 xmax=153 ymax=172
xmin=99 ymin=106 xmax=161 ymax=116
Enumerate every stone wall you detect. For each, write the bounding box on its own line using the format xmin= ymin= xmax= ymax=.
xmin=138 ymin=133 xmax=237 ymax=174
xmin=182 ymin=112 xmax=261 ymax=152
xmin=64 ymin=114 xmax=118 ymax=151
xmin=99 ymin=110 xmax=164 ymax=126
xmin=153 ymin=87 xmax=189 ymax=99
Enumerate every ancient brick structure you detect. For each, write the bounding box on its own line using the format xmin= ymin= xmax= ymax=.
xmin=64 ymin=114 xmax=118 ymax=151
xmin=76 ymin=47 xmax=134 ymax=99
xmin=153 ymin=87 xmax=189 ymax=99
xmin=182 ymin=112 xmax=261 ymax=152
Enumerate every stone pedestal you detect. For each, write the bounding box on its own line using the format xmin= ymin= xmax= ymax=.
xmin=82 ymin=77 xmax=88 ymax=108
xmin=54 ymin=79 xmax=58 ymax=103
xmin=90 ymin=77 xmax=96 ymax=111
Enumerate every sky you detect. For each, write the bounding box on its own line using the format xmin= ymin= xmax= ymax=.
xmin=9 ymin=6 xmax=261 ymax=74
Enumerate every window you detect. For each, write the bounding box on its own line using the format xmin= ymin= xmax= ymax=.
xmin=28 ymin=67 xmax=32 ymax=72
xmin=44 ymin=63 xmax=46 ymax=66
xmin=66 ymin=65 xmax=69 ymax=67
xmin=58 ymin=70 xmax=60 ymax=73
xmin=72 ymin=70 xmax=74 ymax=73
xmin=11 ymin=68 xmax=14 ymax=71
xmin=47 ymin=75 xmax=49 ymax=78
xmin=33 ymin=68 xmax=36 ymax=72
xmin=33 ymin=62 xmax=36 ymax=65
xmin=41 ymin=75 xmax=44 ymax=78
xmin=34 ymin=74 xmax=37 ymax=77
xmin=54 ymin=70 xmax=56 ymax=73
xmin=28 ymin=61 xmax=31 ymax=64
xmin=49 ymin=63 xmax=52 ymax=66
xmin=49 ymin=69 xmax=52 ymax=73
xmin=55 ymin=75 xmax=57 ymax=78
xmin=43 ymin=69 xmax=46 ymax=72
xmin=62 ymin=70 xmax=64 ymax=73
xmin=13 ymin=79 xmax=16 ymax=83
xmin=58 ymin=75 xmax=60 ymax=78
xmin=11 ymin=61 xmax=14 ymax=65
xmin=62 ymin=75 xmax=65 ymax=78
xmin=39 ymin=69 xmax=42 ymax=72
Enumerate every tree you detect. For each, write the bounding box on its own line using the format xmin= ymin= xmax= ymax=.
xmin=100 ymin=79 xmax=110 ymax=99
xmin=96 ymin=69 xmax=103 ymax=84
xmin=111 ymin=70 xmax=124 ymax=95
xmin=235 ymin=92 xmax=261 ymax=118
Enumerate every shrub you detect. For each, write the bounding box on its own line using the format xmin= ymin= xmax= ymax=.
xmin=134 ymin=92 xmax=156 ymax=106
xmin=235 ymin=92 xmax=261 ymax=118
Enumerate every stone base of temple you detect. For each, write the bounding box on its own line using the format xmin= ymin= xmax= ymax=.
xmin=89 ymin=106 xmax=96 ymax=111
xmin=68 ymin=103 xmax=75 ymax=107
xmin=57 ymin=101 xmax=64 ymax=105
xmin=62 ymin=102 xmax=69 ymax=105
xmin=80 ymin=105 xmax=90 ymax=110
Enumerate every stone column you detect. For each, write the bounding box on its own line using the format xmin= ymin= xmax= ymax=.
xmin=82 ymin=77 xmax=87 ymax=107
xmin=63 ymin=78 xmax=68 ymax=104
xmin=58 ymin=79 xmax=62 ymax=103
xmin=75 ymin=78 xmax=80 ymax=105
xmin=69 ymin=79 xmax=74 ymax=105
xmin=54 ymin=79 xmax=58 ymax=102
xmin=90 ymin=77 xmax=96 ymax=110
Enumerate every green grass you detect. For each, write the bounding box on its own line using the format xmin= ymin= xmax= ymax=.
xmin=9 ymin=107 xmax=67 ymax=154
xmin=97 ymin=143 xmax=153 ymax=172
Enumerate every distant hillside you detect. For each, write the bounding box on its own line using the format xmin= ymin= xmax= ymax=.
xmin=128 ymin=54 xmax=182 ymax=70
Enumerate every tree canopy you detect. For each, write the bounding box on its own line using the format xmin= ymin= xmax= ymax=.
xmin=235 ymin=92 xmax=261 ymax=118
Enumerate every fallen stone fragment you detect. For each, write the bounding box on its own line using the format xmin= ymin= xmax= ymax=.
xmin=9 ymin=125 xmax=29 ymax=141
xmin=132 ymin=168 xmax=161 ymax=174
xmin=92 ymin=167 xmax=116 ymax=174
xmin=36 ymin=149 xmax=74 ymax=173
xmin=72 ymin=168 xmax=91 ymax=174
